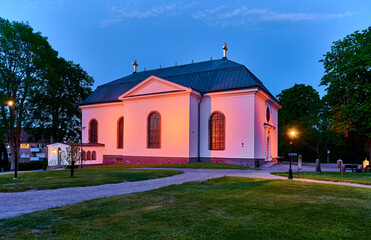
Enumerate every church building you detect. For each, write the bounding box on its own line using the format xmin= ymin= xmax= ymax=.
xmin=79 ymin=46 xmax=281 ymax=167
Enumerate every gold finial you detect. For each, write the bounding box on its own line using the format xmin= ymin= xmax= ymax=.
xmin=132 ymin=60 xmax=138 ymax=73
xmin=222 ymin=43 xmax=228 ymax=58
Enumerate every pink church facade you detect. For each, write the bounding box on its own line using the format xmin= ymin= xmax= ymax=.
xmin=79 ymin=58 xmax=281 ymax=167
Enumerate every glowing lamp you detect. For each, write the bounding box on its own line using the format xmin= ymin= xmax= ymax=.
xmin=7 ymin=100 xmax=14 ymax=107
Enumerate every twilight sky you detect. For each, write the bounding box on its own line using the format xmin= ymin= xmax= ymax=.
xmin=1 ymin=0 xmax=370 ymax=97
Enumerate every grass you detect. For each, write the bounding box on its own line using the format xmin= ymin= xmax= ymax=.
xmin=271 ymin=171 xmax=371 ymax=185
xmin=0 ymin=177 xmax=370 ymax=239
xmin=0 ymin=167 xmax=182 ymax=192
xmin=88 ymin=162 xmax=260 ymax=170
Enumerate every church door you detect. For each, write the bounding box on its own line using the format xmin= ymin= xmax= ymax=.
xmin=266 ymin=136 xmax=271 ymax=161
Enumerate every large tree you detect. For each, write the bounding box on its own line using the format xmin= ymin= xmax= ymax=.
xmin=320 ymin=27 xmax=371 ymax=161
xmin=25 ymin=56 xmax=93 ymax=142
xmin=0 ymin=18 xmax=54 ymax=170
xmin=277 ymin=84 xmax=323 ymax=161
xmin=0 ymin=17 xmax=94 ymax=172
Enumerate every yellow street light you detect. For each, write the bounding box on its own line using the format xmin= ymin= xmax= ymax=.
xmin=7 ymin=100 xmax=14 ymax=107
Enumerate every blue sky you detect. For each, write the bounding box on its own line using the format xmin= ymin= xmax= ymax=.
xmin=1 ymin=0 xmax=370 ymax=97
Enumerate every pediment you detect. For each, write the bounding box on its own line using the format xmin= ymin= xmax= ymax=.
xmin=119 ymin=75 xmax=197 ymax=99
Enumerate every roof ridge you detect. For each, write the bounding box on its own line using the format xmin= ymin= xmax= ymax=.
xmin=101 ymin=58 xmax=244 ymax=87
xmin=140 ymin=57 xmax=242 ymax=72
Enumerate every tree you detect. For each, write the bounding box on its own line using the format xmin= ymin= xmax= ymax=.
xmin=320 ymin=27 xmax=371 ymax=161
xmin=61 ymin=141 xmax=81 ymax=177
xmin=25 ymin=56 xmax=93 ymax=142
xmin=277 ymin=84 xmax=323 ymax=161
xmin=0 ymin=18 xmax=54 ymax=171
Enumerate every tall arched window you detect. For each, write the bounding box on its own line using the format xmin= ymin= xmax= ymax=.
xmin=92 ymin=151 xmax=96 ymax=160
xmin=117 ymin=117 xmax=124 ymax=149
xmin=89 ymin=119 xmax=98 ymax=143
xmin=209 ymin=112 xmax=225 ymax=150
xmin=148 ymin=112 xmax=161 ymax=148
xmin=87 ymin=151 xmax=91 ymax=160
xmin=82 ymin=150 xmax=86 ymax=160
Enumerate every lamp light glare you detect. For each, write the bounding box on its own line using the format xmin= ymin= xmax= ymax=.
xmin=7 ymin=100 xmax=14 ymax=107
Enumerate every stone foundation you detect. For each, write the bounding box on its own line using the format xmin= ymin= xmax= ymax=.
xmin=103 ymin=155 xmax=198 ymax=165
xmin=200 ymin=157 xmax=265 ymax=168
xmin=103 ymin=155 xmax=264 ymax=167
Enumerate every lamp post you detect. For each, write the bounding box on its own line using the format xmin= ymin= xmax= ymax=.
xmin=288 ymin=130 xmax=296 ymax=180
xmin=7 ymin=100 xmax=18 ymax=180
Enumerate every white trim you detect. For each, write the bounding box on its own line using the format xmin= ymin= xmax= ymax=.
xmin=205 ymin=88 xmax=259 ymax=97
xmin=79 ymin=101 xmax=124 ymax=109
xmin=118 ymin=75 xmax=198 ymax=100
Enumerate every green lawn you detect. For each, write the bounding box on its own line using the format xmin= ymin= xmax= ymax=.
xmin=88 ymin=162 xmax=260 ymax=170
xmin=0 ymin=168 xmax=182 ymax=192
xmin=1 ymin=177 xmax=370 ymax=239
xmin=271 ymin=171 xmax=371 ymax=185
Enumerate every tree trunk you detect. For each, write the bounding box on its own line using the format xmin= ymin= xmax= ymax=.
xmin=9 ymin=136 xmax=15 ymax=170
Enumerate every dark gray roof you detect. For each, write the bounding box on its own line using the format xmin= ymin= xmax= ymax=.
xmin=81 ymin=58 xmax=276 ymax=106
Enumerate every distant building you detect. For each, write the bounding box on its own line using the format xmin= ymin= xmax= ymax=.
xmin=6 ymin=129 xmax=49 ymax=163
xmin=76 ymin=53 xmax=281 ymax=167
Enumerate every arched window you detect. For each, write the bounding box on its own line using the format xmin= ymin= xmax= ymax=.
xmin=148 ymin=112 xmax=161 ymax=148
xmin=87 ymin=151 xmax=91 ymax=160
xmin=89 ymin=119 xmax=98 ymax=143
xmin=82 ymin=150 xmax=86 ymax=160
xmin=92 ymin=151 xmax=96 ymax=160
xmin=117 ymin=117 xmax=124 ymax=149
xmin=209 ymin=112 xmax=225 ymax=150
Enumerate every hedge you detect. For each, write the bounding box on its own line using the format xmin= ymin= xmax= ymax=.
xmin=18 ymin=159 xmax=48 ymax=171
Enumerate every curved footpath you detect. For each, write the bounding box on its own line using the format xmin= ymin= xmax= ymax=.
xmin=0 ymin=165 xmax=370 ymax=220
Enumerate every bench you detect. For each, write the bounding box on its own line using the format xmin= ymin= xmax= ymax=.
xmin=342 ymin=164 xmax=359 ymax=173
xmin=364 ymin=165 xmax=371 ymax=173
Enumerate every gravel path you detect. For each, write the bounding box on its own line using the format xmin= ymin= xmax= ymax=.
xmin=0 ymin=165 xmax=370 ymax=220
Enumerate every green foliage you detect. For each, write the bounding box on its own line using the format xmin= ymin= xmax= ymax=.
xmin=320 ymin=27 xmax=371 ymax=158
xmin=18 ymin=161 xmax=44 ymax=171
xmin=25 ymin=56 xmax=93 ymax=142
xmin=61 ymin=141 xmax=81 ymax=166
xmin=272 ymin=171 xmax=371 ymax=185
xmin=0 ymin=177 xmax=369 ymax=239
xmin=277 ymin=84 xmax=324 ymax=161
xmin=0 ymin=17 xmax=93 ymax=165
xmin=0 ymin=17 xmax=55 ymax=168
xmin=0 ymin=168 xmax=182 ymax=192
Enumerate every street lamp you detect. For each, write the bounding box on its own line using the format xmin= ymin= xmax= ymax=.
xmin=7 ymin=100 xmax=18 ymax=180
xmin=288 ymin=130 xmax=296 ymax=180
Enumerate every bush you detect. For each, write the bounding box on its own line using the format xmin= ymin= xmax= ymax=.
xmin=19 ymin=161 xmax=44 ymax=171
xmin=41 ymin=159 xmax=48 ymax=170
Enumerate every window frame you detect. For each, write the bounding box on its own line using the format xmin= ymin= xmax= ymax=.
xmin=147 ymin=111 xmax=161 ymax=149
xmin=117 ymin=117 xmax=124 ymax=149
xmin=89 ymin=119 xmax=98 ymax=143
xmin=208 ymin=111 xmax=226 ymax=151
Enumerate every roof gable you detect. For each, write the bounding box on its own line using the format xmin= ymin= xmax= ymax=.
xmin=119 ymin=76 xmax=195 ymax=100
